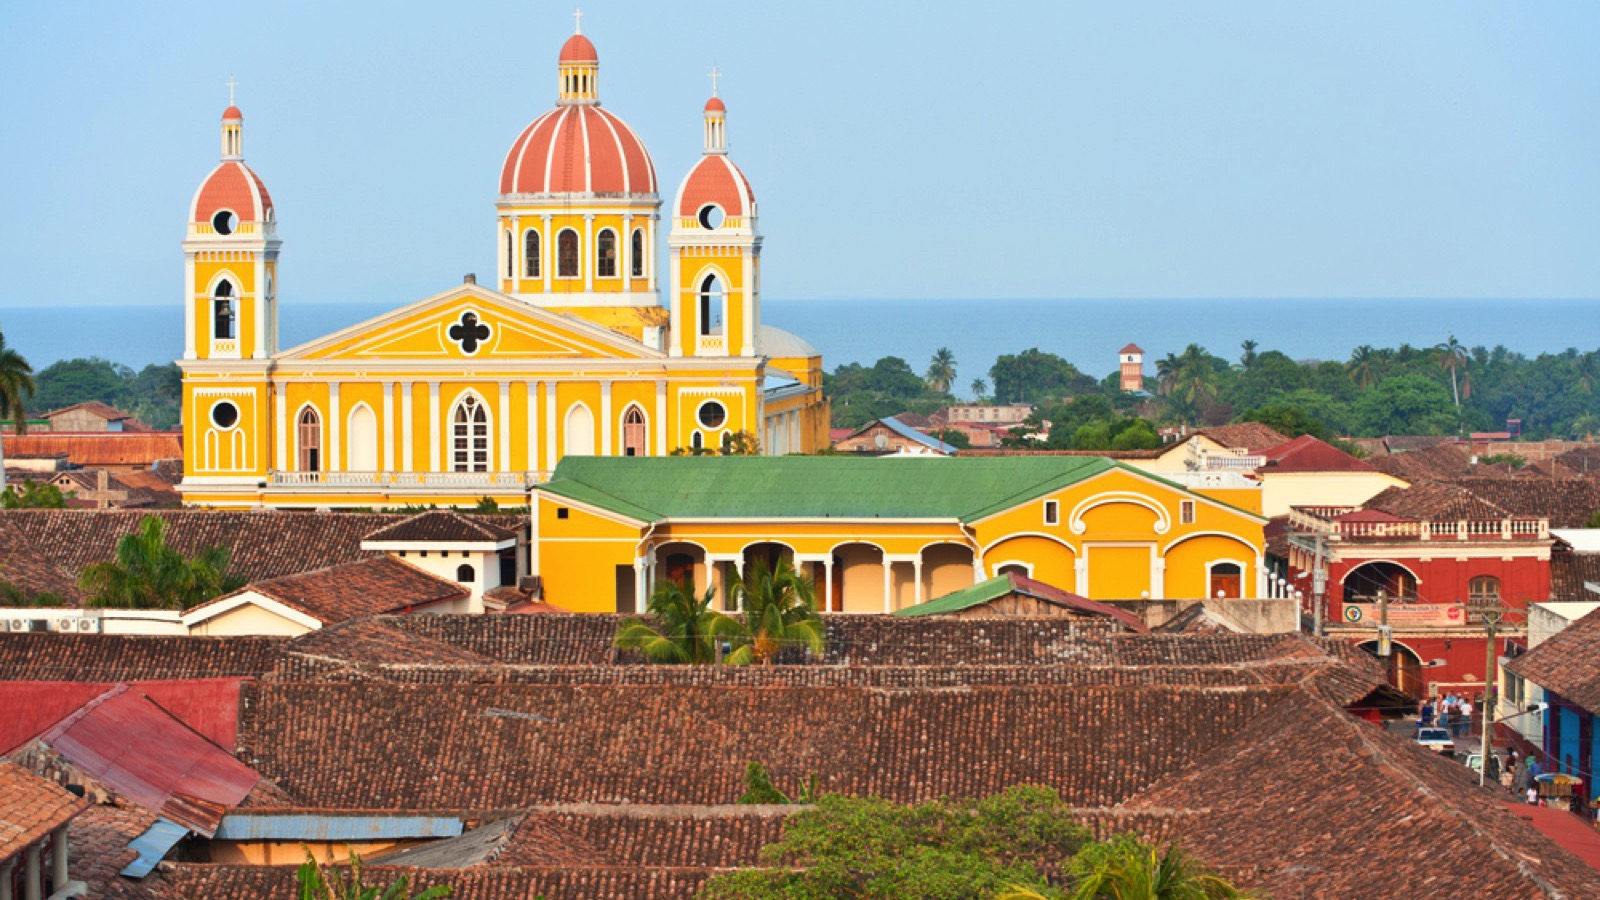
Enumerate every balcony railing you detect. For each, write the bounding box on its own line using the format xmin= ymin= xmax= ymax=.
xmin=1288 ymin=506 xmax=1549 ymax=542
xmin=268 ymin=471 xmax=549 ymax=489
xmin=1163 ymin=471 xmax=1260 ymax=490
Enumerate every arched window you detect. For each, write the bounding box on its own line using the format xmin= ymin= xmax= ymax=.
xmin=630 ymin=228 xmax=645 ymax=278
xmin=557 ymin=229 xmax=579 ymax=278
xmin=451 ymin=394 xmax=490 ymax=472
xmin=690 ymin=431 xmax=704 ymax=451
xmin=504 ymin=230 xmax=514 ymax=278
xmin=1469 ymin=575 xmax=1501 ymax=604
xmin=622 ymin=406 xmax=646 ymax=457
xmin=1209 ymin=562 xmax=1243 ymax=599
xmin=698 ymin=273 xmax=724 ymax=337
xmin=596 ymin=229 xmax=617 ymax=278
xmin=297 ymin=407 xmax=321 ymax=472
xmin=347 ymin=404 xmax=377 ymax=472
xmin=524 ymin=229 xmax=541 ymax=278
xmin=213 ymin=280 xmax=236 ymax=340
xmin=564 ymin=403 xmax=595 ymax=456
xmin=456 ymin=564 xmax=475 ymax=583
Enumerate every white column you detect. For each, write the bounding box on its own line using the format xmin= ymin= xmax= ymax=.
xmin=633 ymin=558 xmax=647 ymax=613
xmin=912 ymin=557 xmax=924 ymax=606
xmin=882 ymin=561 xmax=895 ymax=614
xmin=273 ymin=383 xmax=287 ymax=472
xmin=545 ymin=381 xmax=559 ymax=470
xmin=583 ymin=214 xmax=595 ymax=294
xmin=621 ymin=213 xmax=634 ymax=293
xmin=253 ymin=254 xmax=267 ymax=357
xmin=526 ymin=380 xmax=539 ymax=472
xmin=327 ymin=383 xmax=342 ymax=473
xmin=23 ymin=845 xmax=40 ymax=900
xmin=1152 ymin=556 xmax=1166 ymax=600
xmin=183 ymin=253 xmax=197 ymax=360
xmin=50 ymin=825 xmax=68 ymax=893
xmin=511 ymin=215 xmax=522 ymax=293
xmin=400 ymin=382 xmax=414 ymax=472
xmin=655 ymin=380 xmax=668 ymax=456
xmin=1075 ymin=557 xmax=1089 ymax=596
xmin=1255 ymin=562 xmax=1269 ymax=600
xmin=668 ymin=252 xmax=683 ymax=357
xmin=599 ymin=380 xmax=613 ymax=456
xmin=381 ymin=381 xmax=395 ymax=472
xmin=740 ymin=252 xmax=755 ymax=356
xmin=822 ymin=556 xmax=835 ymax=613
xmin=428 ymin=381 xmax=441 ymax=472
xmin=541 ymin=214 xmax=553 ymax=293
xmin=528 ymin=493 xmax=542 ymax=577
xmin=498 ymin=381 xmax=512 ymax=472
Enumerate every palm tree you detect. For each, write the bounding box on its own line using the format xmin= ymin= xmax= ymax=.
xmin=970 ymin=378 xmax=987 ymax=399
xmin=78 ymin=515 xmax=244 ymax=610
xmin=0 ymin=329 xmax=35 ymax=492
xmin=1434 ymin=333 xmax=1470 ymax=428
xmin=1575 ymin=351 xmax=1600 ymax=396
xmin=614 ymin=578 xmax=741 ymax=664
xmin=1238 ymin=339 xmax=1258 ymax=371
xmin=998 ymin=836 xmax=1253 ymax=900
xmin=725 ymin=557 xmax=825 ymax=665
xmin=926 ymin=347 xmax=957 ymax=394
xmin=1347 ymin=344 xmax=1379 ymax=389
xmin=298 ymin=849 xmax=451 ymax=899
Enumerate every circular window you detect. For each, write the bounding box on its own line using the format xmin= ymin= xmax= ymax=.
xmin=697 ymin=400 xmax=727 ymax=429
xmin=210 ymin=401 xmax=240 ymax=430
xmin=697 ymin=204 xmax=725 ymax=230
xmin=212 ymin=210 xmax=239 ymax=235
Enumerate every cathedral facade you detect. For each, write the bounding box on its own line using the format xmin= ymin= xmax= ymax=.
xmin=178 ymin=22 xmax=828 ymax=509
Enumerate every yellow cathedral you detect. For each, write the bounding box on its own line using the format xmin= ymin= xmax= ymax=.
xmin=178 ymin=22 xmax=829 ymax=509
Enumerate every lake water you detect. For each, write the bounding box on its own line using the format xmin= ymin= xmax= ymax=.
xmin=3 ymin=297 xmax=1598 ymax=395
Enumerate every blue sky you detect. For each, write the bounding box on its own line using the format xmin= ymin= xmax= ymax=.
xmin=0 ymin=1 xmax=1597 ymax=307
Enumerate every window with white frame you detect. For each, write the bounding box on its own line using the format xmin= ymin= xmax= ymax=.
xmin=1044 ymin=500 xmax=1059 ymax=525
xmin=1180 ymin=500 xmax=1195 ymax=525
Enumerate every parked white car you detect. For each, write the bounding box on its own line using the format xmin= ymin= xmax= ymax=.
xmin=1414 ymin=727 xmax=1455 ymax=755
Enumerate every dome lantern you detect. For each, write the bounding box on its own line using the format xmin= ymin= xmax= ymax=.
xmin=557 ymin=9 xmax=599 ymax=106
xmin=703 ymin=67 xmax=727 ymax=154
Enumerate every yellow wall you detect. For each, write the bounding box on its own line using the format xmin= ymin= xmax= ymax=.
xmin=1258 ymin=471 xmax=1408 ymax=517
xmin=187 ymin=597 xmax=313 ymax=637
xmin=495 ymin=205 xmax=659 ymax=304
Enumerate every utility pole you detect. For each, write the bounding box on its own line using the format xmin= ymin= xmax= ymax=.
xmin=1467 ymin=599 xmax=1511 ymax=788
xmin=1376 ymin=588 xmax=1394 ymax=688
xmin=1312 ymin=534 xmax=1327 ymax=638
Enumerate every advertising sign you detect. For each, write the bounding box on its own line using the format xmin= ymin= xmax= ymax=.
xmin=1341 ymin=603 xmax=1464 ymax=627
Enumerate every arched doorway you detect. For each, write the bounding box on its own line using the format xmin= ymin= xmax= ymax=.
xmin=1208 ymin=562 xmax=1243 ymax=599
xmin=654 ymin=542 xmax=706 ymax=596
xmin=832 ymin=543 xmax=885 ymax=614
xmin=622 ymin=406 xmax=647 ymax=457
xmin=921 ymin=544 xmax=977 ymax=601
xmin=1343 ymin=562 xmax=1418 ymax=603
xmin=1357 ymin=639 xmax=1424 ymax=697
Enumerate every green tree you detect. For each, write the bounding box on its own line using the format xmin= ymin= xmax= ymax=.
xmin=1238 ymin=339 xmax=1259 ymax=370
xmin=78 ymin=516 xmax=245 ymax=610
xmin=925 ymin=347 xmax=957 ymax=394
xmin=614 ymin=579 xmax=741 ymax=664
xmin=697 ymin=787 xmax=1089 ymax=899
xmin=0 ymin=329 xmax=36 ymax=492
xmin=1351 ymin=375 xmax=1456 ymax=437
xmin=737 ymin=761 xmax=791 ymax=805
xmin=725 ymin=557 xmax=826 ymax=665
xmin=990 ymin=349 xmax=1096 ymax=405
xmin=1060 ymin=834 xmax=1252 ymax=899
xmin=1238 ymin=404 xmax=1327 ymax=441
xmin=0 ymin=481 xmax=70 ymax=509
xmin=1434 ymin=333 xmax=1470 ymax=426
xmin=1346 ymin=345 xmax=1380 ymax=390
xmin=0 ymin=579 xmax=65 ymax=608
xmin=929 ymin=427 xmax=972 ymax=450
xmin=970 ymin=378 xmax=987 ymax=399
xmin=297 ymin=849 xmax=451 ymax=899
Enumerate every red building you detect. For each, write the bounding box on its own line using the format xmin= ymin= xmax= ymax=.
xmin=1282 ymin=501 xmax=1551 ymax=698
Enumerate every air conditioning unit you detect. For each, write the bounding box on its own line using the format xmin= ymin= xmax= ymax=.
xmin=53 ymin=617 xmax=78 ymax=633
xmin=75 ymin=618 xmax=100 ymax=634
xmin=6 ymin=618 xmax=32 ymax=633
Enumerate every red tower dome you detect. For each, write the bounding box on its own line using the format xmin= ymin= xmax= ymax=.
xmin=190 ymin=104 xmax=274 ymax=229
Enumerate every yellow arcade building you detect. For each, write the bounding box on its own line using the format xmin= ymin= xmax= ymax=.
xmin=530 ymin=455 xmax=1268 ymax=613
xmin=177 ymin=22 xmax=828 ymax=509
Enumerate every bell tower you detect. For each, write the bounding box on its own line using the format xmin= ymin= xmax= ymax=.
xmin=668 ymin=74 xmax=762 ymax=358
xmin=184 ymin=83 xmax=280 ymax=362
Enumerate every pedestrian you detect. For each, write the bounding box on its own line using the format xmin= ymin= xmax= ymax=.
xmin=1420 ymin=698 xmax=1435 ymax=727
xmin=1486 ymin=751 xmax=1501 ymax=783
xmin=1528 ymin=785 xmax=1540 ymax=805
xmin=1460 ymin=697 xmax=1474 ymax=738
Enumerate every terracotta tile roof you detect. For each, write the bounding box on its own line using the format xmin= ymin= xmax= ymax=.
xmin=1258 ymin=434 xmax=1378 ymax=473
xmin=1505 ymin=605 xmax=1600 ymax=713
xmin=276 ymin=617 xmax=500 ymax=674
xmin=0 ymin=633 xmax=282 ymax=681
xmin=41 ymin=401 xmax=135 ymax=422
xmin=956 ymin=447 xmax=1167 ymax=460
xmin=0 ymin=761 xmax=90 ymax=862
xmin=2 ymin=433 xmax=181 ymax=467
xmin=1367 ymin=444 xmax=1475 ymax=483
xmin=195 ymin=557 xmax=468 ymax=626
xmin=0 ymin=509 xmax=397 ymax=599
xmin=1363 ymin=481 xmax=1510 ymax=521
xmin=1557 ymin=445 xmax=1600 ymax=477
xmin=1446 ymin=476 xmax=1600 ymax=527
xmin=363 ymin=510 xmax=523 ymax=544
xmin=0 ymin=516 xmax=82 ymax=602
xmin=1123 ymin=695 xmax=1600 ymax=898
xmin=51 ymin=469 xmax=181 ymax=508
xmin=67 ymin=802 xmax=157 ymax=899
xmin=1551 ymin=549 xmax=1600 ymax=600
xmin=1384 ymin=435 xmax=1455 ymax=453
xmin=155 ymin=866 xmax=719 ymax=900
xmin=1194 ymin=422 xmax=1289 ymax=452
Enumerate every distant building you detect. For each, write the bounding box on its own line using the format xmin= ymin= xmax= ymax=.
xmin=832 ymin=417 xmax=957 ymax=456
xmin=1119 ymin=343 xmax=1144 ymax=393
xmin=39 ymin=402 xmax=149 ymax=433
xmin=930 ymin=404 xmax=1033 ymax=427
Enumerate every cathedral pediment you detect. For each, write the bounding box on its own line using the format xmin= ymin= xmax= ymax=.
xmin=277 ymin=284 xmax=662 ymax=363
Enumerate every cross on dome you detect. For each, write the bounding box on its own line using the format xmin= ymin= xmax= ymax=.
xmin=225 ymin=75 xmax=238 ymax=106
xmin=706 ymin=66 xmax=721 ymax=98
xmin=572 ymin=7 xmax=583 ymax=33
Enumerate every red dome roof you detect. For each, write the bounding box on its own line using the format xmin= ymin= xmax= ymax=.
xmin=559 ymin=33 xmax=597 ymax=63
xmin=221 ymin=105 xmax=243 ymax=120
xmin=499 ymin=105 xmax=657 ymax=195
xmin=704 ymin=96 xmax=725 ymax=113
xmin=190 ymin=161 xmax=274 ymax=225
xmin=675 ymin=154 xmax=755 ymax=219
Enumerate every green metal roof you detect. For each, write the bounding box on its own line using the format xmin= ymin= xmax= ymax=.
xmin=537 ymin=455 xmax=1119 ymax=522
xmin=893 ymin=575 xmax=1015 ymax=617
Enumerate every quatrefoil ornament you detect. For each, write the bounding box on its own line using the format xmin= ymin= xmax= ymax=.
xmin=447 ymin=311 xmax=492 ymax=355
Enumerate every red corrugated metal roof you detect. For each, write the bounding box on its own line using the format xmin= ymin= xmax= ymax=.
xmin=0 ymin=682 xmax=109 ymax=754
xmin=0 ymin=679 xmax=245 ymax=754
xmin=41 ymin=684 xmax=258 ymax=835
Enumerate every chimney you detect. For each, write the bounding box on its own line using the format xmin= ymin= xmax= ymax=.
xmin=463 ymin=273 xmax=477 ymax=285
